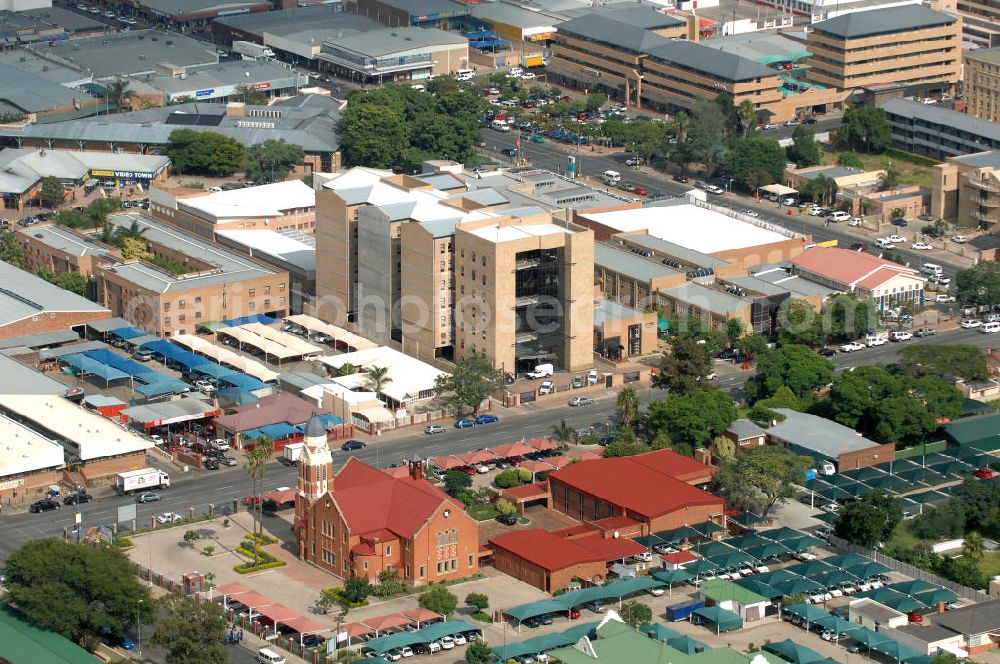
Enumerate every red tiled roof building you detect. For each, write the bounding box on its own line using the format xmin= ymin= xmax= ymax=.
xmin=294 ymin=416 xmax=479 ymax=584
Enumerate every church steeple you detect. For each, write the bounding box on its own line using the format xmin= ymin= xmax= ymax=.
xmin=297 ymin=411 xmax=334 ymax=506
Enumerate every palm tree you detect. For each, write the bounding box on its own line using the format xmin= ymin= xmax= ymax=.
xmin=335 ymin=362 xmax=357 ymax=377
xmin=113 ymin=219 xmax=146 ymax=244
xmin=244 ymin=435 xmax=274 ymax=567
xmin=672 ymin=111 xmax=689 ymax=144
xmin=737 ymin=99 xmax=758 ymax=139
xmin=106 ymin=78 xmax=134 ymax=112
xmin=364 ymin=366 xmax=392 ymax=398
xmin=616 ymin=386 xmax=639 ymax=431
xmin=963 ymin=531 xmax=985 ymax=562
xmin=551 ymin=419 xmax=575 ymax=443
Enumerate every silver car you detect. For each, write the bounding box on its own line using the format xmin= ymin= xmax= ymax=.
xmin=568 ymin=396 xmax=594 ymax=406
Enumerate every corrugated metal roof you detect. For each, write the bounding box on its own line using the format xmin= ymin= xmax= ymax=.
xmin=595 ymin=243 xmax=675 ymax=282
xmin=812 ymin=5 xmax=955 ymax=39
xmin=0 ymin=62 xmax=83 ymax=113
xmin=0 ymin=260 xmax=109 ymax=329
xmin=646 ymin=39 xmax=775 ymax=82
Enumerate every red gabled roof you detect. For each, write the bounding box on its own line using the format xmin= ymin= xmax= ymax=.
xmin=791 ymin=246 xmax=922 ymax=290
xmin=501 ymin=482 xmax=550 ymax=501
xmin=330 ymin=458 xmax=460 ymax=539
xmin=490 ymin=530 xmax=645 ymax=572
xmin=216 ymin=392 xmax=328 ymax=432
xmin=548 ymin=452 xmax=723 ymax=520
xmin=629 ymin=449 xmax=716 ymax=484
xmin=663 ymin=550 xmax=698 ymax=564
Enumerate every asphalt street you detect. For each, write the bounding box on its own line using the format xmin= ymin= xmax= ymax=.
xmin=484 ymin=130 xmax=971 ymax=282
xmin=4 ymin=323 xmax=999 ymax=561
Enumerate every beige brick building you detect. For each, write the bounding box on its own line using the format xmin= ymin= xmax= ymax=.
xmin=931 ymin=151 xmax=1000 ymax=230
xmin=965 ymin=48 xmax=1000 ymax=123
xmin=806 ymin=5 xmax=961 ymax=97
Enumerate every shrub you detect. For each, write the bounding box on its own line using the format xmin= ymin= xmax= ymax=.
xmin=471 ymin=611 xmax=493 ymax=622
xmin=233 ymin=560 xmax=287 ymax=574
xmin=244 ymin=532 xmax=278 ymax=546
xmin=494 ymin=469 xmax=522 ymax=489
xmin=516 ymin=468 xmax=532 ymax=483
xmin=112 ymin=537 xmax=134 ymax=549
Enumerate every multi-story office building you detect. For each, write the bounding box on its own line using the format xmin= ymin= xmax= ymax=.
xmin=965 ymin=48 xmax=1000 ymax=123
xmin=954 ymin=0 xmax=1000 ymax=48
xmin=316 ymin=26 xmax=469 ymax=84
xmin=806 ymin=5 xmax=961 ymax=98
xmin=932 ymin=151 xmax=1000 ymax=229
xmin=549 ymin=6 xmax=839 ymax=121
xmin=882 ymin=97 xmax=1000 ymax=160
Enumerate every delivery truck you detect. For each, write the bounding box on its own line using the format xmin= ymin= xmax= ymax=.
xmin=232 ymin=40 xmax=275 ymax=60
xmin=115 ymin=468 xmax=170 ymax=495
xmin=280 ymin=442 xmax=305 ymax=466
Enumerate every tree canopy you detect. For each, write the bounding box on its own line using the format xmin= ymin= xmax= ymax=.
xmin=747 ymin=344 xmax=833 ymax=402
xmin=3 ymin=539 xmax=154 ymax=643
xmin=418 ymin=585 xmax=458 ymax=617
xmin=433 ymin=355 xmax=505 ymax=415
xmin=166 ymin=129 xmax=246 ymax=176
xmin=725 ymin=136 xmax=787 ymax=190
xmin=835 ymin=490 xmax=902 ymax=547
xmin=652 ymin=335 xmax=712 ymax=395
xmin=242 ymin=139 xmax=304 ymax=184
xmin=786 ymin=125 xmax=822 ymax=168
xmin=151 ymin=593 xmax=229 ymax=664
xmin=39 ymin=176 xmax=65 ymax=208
xmin=956 ymin=261 xmax=1000 ymax=308
xmin=836 ymin=107 xmax=891 ymax=154
xmin=645 ymin=388 xmax=737 ymax=447
xmin=0 ymin=230 xmax=25 ymax=268
xmin=36 ymin=268 xmax=87 ymax=296
xmin=713 ymin=446 xmax=811 ymax=518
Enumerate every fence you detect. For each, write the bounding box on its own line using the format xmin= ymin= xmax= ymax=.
xmin=893 ymin=440 xmax=947 ymax=460
xmin=828 ymin=535 xmax=990 ymax=603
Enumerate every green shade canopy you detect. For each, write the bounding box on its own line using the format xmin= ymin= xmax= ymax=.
xmin=772 ymin=577 xmax=823 ymax=596
xmin=842 ymin=467 xmax=884 ymax=482
xmin=871 ymin=636 xmax=923 ymax=662
xmin=813 ymin=613 xmax=862 ymax=636
xmin=889 ymin=580 xmax=938 ymax=596
xmin=754 ymin=569 xmax=798 ymax=586
xmin=651 ymin=569 xmax=694 ymax=585
xmin=813 ymin=511 xmax=838 ymax=525
xmin=824 ymin=474 xmax=857 ymax=487
xmin=640 ymin=623 xmax=680 ymax=642
xmin=695 ymin=541 xmax=737 ymax=558
xmin=823 ymin=553 xmax=869 ymax=569
xmin=734 ymin=578 xmax=783 ymax=599
xmin=846 ymin=561 xmax=892 ymax=578
xmin=726 ymin=534 xmax=770 ymax=550
xmin=693 ymin=521 xmax=724 ymax=535
xmin=913 ymin=587 xmax=958 ymax=606
xmin=784 ymin=535 xmax=825 ymax=552
xmin=706 ymin=551 xmax=758 ymax=570
xmin=633 ymin=535 xmax=664 ymax=548
xmin=667 ymin=634 xmax=711 ymax=654
xmin=816 ymin=569 xmax=860 ymax=588
xmin=782 ymin=604 xmax=828 ymax=624
xmin=786 ymin=560 xmax=834 ymax=577
xmin=850 ymin=626 xmax=892 ymax=649
xmin=764 ymin=639 xmax=827 ymax=664
xmin=864 ymin=475 xmax=907 ymax=491
xmin=682 ymin=558 xmax=719 ymax=575
xmin=760 ymin=526 xmax=809 ymax=541
xmin=816 ymin=485 xmax=851 ymax=501
xmin=730 ymin=511 xmax=764 ymax=526
xmin=692 ymin=605 xmax=743 ymax=632
xmin=745 ymin=542 xmax=792 ymax=560
xmin=895 ymin=467 xmax=942 ymax=485
xmin=655 ymin=526 xmax=701 ymax=544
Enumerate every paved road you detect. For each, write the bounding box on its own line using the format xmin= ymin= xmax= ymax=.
xmin=484 ymin=131 xmax=971 ymax=282
xmin=3 ymin=325 xmax=998 ymax=561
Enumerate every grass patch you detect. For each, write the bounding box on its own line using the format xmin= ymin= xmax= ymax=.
xmin=886 ymin=521 xmax=920 ymax=553
xmin=112 ymin=536 xmax=134 ymax=549
xmin=821 ymin=147 xmax=937 ymax=190
xmin=148 ymin=255 xmax=190 ymax=276
xmin=978 ymin=552 xmax=1000 ymax=579
xmin=471 ymin=611 xmax=493 ymax=622
xmin=467 ymin=504 xmax=500 ymax=521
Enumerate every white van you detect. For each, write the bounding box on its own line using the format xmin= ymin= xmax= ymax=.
xmin=490 ymin=119 xmax=510 ymax=132
xmin=866 ymin=335 xmax=887 ymax=347
xmin=828 ymin=211 xmax=851 ymax=222
xmin=454 ymin=68 xmax=475 ymax=81
xmin=527 ymin=363 xmax=554 ymax=379
xmin=921 ymin=263 xmax=943 ymax=276
xmin=602 ymin=170 xmax=621 ymax=185
xmin=257 ymin=648 xmax=286 ymax=664
xmin=981 ymin=322 xmax=1000 ymax=334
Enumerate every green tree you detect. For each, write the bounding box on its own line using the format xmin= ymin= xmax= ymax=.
xmin=53 ymin=208 xmax=90 ymax=229
xmin=585 ymin=93 xmax=605 ymax=111
xmin=602 ymin=441 xmax=647 ymax=458
xmin=0 ymin=230 xmax=25 ymax=268
xmin=747 ymin=344 xmax=833 ymax=402
xmin=963 ymin=531 xmax=985 ymax=562
xmin=342 ymin=577 xmax=372 ymax=604
xmin=36 ymin=268 xmax=87 ymax=296
xmin=690 ymin=97 xmax=727 ymax=177
xmin=646 ymin=389 xmax=737 ymax=447
xmin=870 ymin=395 xmax=936 ymax=445
xmin=119 ymin=236 xmax=153 ymax=261
xmin=494 ymin=468 xmax=523 ymax=489
xmin=619 ymin=600 xmax=653 ymax=628
xmin=786 ymin=125 xmax=821 ymax=167
xmin=779 ymin=300 xmax=825 ymax=348
xmin=434 ymin=355 xmax=505 ymax=416
xmin=444 ymin=470 xmax=473 ymax=495
xmin=898 ymin=344 xmax=990 ymax=381
xmin=623 ymin=120 xmax=667 ymax=163
xmin=736 ymin=98 xmax=758 ymax=139
xmin=418 ymin=585 xmax=458 ymax=617
xmin=757 ymin=385 xmax=801 ymax=411
xmin=879 ymin=163 xmax=901 ymax=192
xmin=713 ymin=92 xmax=740 ymax=136
xmin=243 ymin=139 xmax=304 ymax=184
xmin=105 ymin=78 xmax=134 ymax=111
xmin=151 ymin=593 xmax=228 ymax=664
xmin=956 ymin=261 xmax=1000 ymax=308
xmin=466 ymin=592 xmax=490 ymax=612
xmin=364 ymin=365 xmax=392 ymax=397
xmin=725 ymin=137 xmax=787 ymax=190
xmin=551 ymin=419 xmax=575 ymax=443
xmin=713 ymin=435 xmax=736 ymax=461
xmin=3 ymin=539 xmax=153 ymax=642
xmin=725 ymin=318 xmax=745 ymax=345
xmin=114 ymin=219 xmax=147 ymax=244
xmin=39 ymin=176 xmax=65 ymax=208
xmin=913 ymin=500 xmax=966 ymax=540
xmin=616 ymin=386 xmax=639 ymax=430
xmin=466 ymin=641 xmax=493 ymax=664
xmin=824 ymin=293 xmax=876 ymax=342
xmin=712 ymin=446 xmax=811 ymax=518
xmin=837 ymin=152 xmax=864 ymax=168
xmin=836 ymin=107 xmax=891 ymax=154
xmin=244 ymin=434 xmax=274 ymax=565
xmin=166 ymin=130 xmax=246 ymax=176
xmin=834 ymin=490 xmax=902 ymax=547
xmin=736 ymin=333 xmax=768 ymax=360
xmin=495 ymin=497 xmax=516 ymax=515
xmin=652 ymin=335 xmax=711 ymax=395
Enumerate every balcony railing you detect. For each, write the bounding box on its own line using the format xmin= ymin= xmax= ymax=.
xmin=964 ymin=175 xmax=1000 ymax=192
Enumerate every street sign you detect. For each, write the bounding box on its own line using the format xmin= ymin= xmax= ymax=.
xmin=117 ymin=504 xmax=137 ymax=524
xmin=97 ymin=525 xmax=113 ymax=544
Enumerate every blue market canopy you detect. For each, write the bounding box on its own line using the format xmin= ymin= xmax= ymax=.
xmin=140 ymin=340 xmax=206 ymax=369
xmin=215 ymin=387 xmax=259 ymax=407
xmin=61 ymin=353 xmax=129 ymax=382
xmin=86 ymin=349 xmax=156 ymax=376
xmin=219 ymin=373 xmax=267 ymax=391
xmin=223 ymin=314 xmax=277 ymax=327
xmin=258 ymin=422 xmax=301 ymax=440
xmin=191 ymin=363 xmax=238 ymax=380
xmin=110 ymin=326 xmax=144 ymax=340
xmin=135 ymin=379 xmax=190 ymax=398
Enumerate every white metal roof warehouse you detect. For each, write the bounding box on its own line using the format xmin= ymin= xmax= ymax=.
xmin=318 ymin=346 xmax=448 ymax=406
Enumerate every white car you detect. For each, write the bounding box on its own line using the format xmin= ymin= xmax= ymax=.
xmin=302 ymin=354 xmax=321 ymax=361
xmin=808 ymin=207 xmax=827 ymax=217
xmin=439 ymin=637 xmax=455 ymax=650
xmin=427 ymin=642 xmax=441 ymax=653
xmin=820 ymin=502 xmax=840 ymax=513
xmin=866 ymin=336 xmax=887 ymax=347
xmin=952 ymin=235 xmax=968 ymax=243
xmin=840 ymin=341 xmax=865 ymax=352
xmin=886 ymin=234 xmax=906 ymax=243
xmin=647 ymin=587 xmax=665 ymax=597
xmin=520 ymin=72 xmax=537 ymax=80
xmin=385 ymin=651 xmax=402 ymax=662
xmin=848 ymin=217 xmax=862 ymax=227
xmin=912 ymin=242 xmax=932 ymax=250
xmin=155 ymin=512 xmax=182 ymax=524
xmin=935 ymin=294 xmax=955 ymax=303
xmin=538 ymin=381 xmax=554 ymax=395
xmin=742 ymin=209 xmax=760 ymax=217
xmin=475 ymin=464 xmax=491 ymax=474
xmin=874 ymin=239 xmax=895 ymax=250
xmin=453 ymin=635 xmax=467 ymax=646
xmin=961 ymin=319 xmax=982 ymax=329
xmin=399 ymin=647 xmax=414 ymax=658
xmin=795 ymin=551 xmax=819 ymax=562
xmin=889 ymin=331 xmax=912 ymax=341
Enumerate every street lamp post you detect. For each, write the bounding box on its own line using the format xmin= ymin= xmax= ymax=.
xmin=136 ymin=599 xmax=143 ymax=659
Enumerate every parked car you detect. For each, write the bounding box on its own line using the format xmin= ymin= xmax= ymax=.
xmin=155 ymin=512 xmax=182 ymax=524
xmin=136 ymin=492 xmax=160 ymax=504
xmin=454 ymin=419 xmax=477 ymax=429
xmin=568 ymin=396 xmax=594 ymax=406
xmin=476 ymin=414 xmax=499 ymax=425
xmin=538 ymin=381 xmax=554 ymax=396
xmin=891 ymin=218 xmax=908 ymax=227
xmin=424 ymin=424 xmax=446 ymax=435
xmin=29 ymin=498 xmax=60 ymax=513
xmin=203 ymin=457 xmax=220 ymax=470
xmin=63 ymin=492 xmax=92 ymax=505
xmin=497 ymin=513 xmax=517 ymax=526
xmin=935 ymin=294 xmax=956 ymax=303
xmin=912 ymin=242 xmax=932 ymax=250
xmin=889 ymin=331 xmax=912 ymax=341
xmin=302 ymin=634 xmax=326 ymax=648
xmin=974 ymin=468 xmax=994 ymax=479
xmin=585 ymin=601 xmax=606 ymax=614
xmin=439 ymin=636 xmax=455 ymax=650
xmin=961 ymin=319 xmax=982 ymax=329
xmin=850 ymin=242 xmax=868 ymax=252
xmin=886 ymin=234 xmax=906 ymax=243
xmin=818 ymin=348 xmax=837 ymax=357
xmin=672 ymin=174 xmax=690 ymax=183
xmin=840 ymin=341 xmax=865 ymax=352
xmin=914 ymin=327 xmax=937 ymax=337
xmin=132 ymin=349 xmax=155 ymax=362
xmin=952 ymin=235 xmax=968 ymax=243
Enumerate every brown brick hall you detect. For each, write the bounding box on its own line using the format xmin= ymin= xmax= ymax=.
xmin=294 ymin=415 xmax=479 ymax=584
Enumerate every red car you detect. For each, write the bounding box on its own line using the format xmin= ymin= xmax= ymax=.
xmin=242 ymin=495 xmax=262 ymax=506
xmin=566 ymin=608 xmax=581 ymax=620
xmin=974 ymin=468 xmax=994 ymax=480
xmin=907 ymin=611 xmax=923 ymax=623
xmin=459 ymin=467 xmax=478 ymax=475
xmin=633 ymin=185 xmax=648 ymax=196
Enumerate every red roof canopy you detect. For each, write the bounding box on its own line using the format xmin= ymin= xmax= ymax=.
xmin=257 ymin=603 xmax=300 ymax=624
xmin=431 ymin=456 xmax=466 ymax=470
xmin=216 ymin=582 xmax=252 ymax=597
xmin=490 ymin=529 xmax=645 ymax=572
xmin=525 ymin=437 xmax=558 ymax=451
xmin=545 ymin=455 xmax=574 ymax=469
xmin=454 ymin=450 xmax=498 ymax=465
xmin=502 ymin=482 xmax=550 ymax=501
xmin=402 ymin=608 xmax=442 ymax=624
xmin=343 ymin=622 xmax=375 ymax=638
xmin=363 ymin=613 xmax=411 ymax=631
xmin=489 ymin=442 xmax=537 ymax=458
xmin=264 ymin=488 xmax=296 ymax=504
xmin=282 ymin=615 xmax=329 ymax=635
xmin=234 ymin=591 xmax=275 ymax=610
